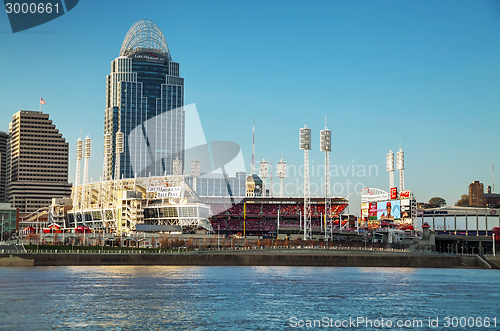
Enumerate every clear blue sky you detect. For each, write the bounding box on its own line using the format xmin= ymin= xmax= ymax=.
xmin=1 ymin=0 xmax=499 ymax=213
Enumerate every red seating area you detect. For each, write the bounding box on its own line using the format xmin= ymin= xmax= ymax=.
xmin=209 ymin=202 xmax=348 ymax=233
xmin=279 ymin=205 xmax=299 ymax=216
xmin=211 ymin=216 xmax=347 ymax=233
xmin=245 ymin=204 xmax=261 ymax=215
xmin=210 ymin=219 xmax=277 ymax=232
xmin=226 ymin=204 xmax=243 ymax=215
xmin=262 ymin=204 xmax=278 ymax=215
xmin=210 ymin=203 xmax=231 ymax=215
xmin=210 ymin=203 xmax=348 ymax=217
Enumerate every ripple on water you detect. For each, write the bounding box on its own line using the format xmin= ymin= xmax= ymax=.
xmin=0 ymin=266 xmax=498 ymax=330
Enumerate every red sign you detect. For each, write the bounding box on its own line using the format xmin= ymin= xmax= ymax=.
xmin=368 ymin=202 xmax=378 ymax=220
xmin=390 ymin=187 xmax=397 ymax=200
xmin=400 ymin=190 xmax=411 ymax=199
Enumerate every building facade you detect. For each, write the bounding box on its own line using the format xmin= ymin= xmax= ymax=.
xmin=0 ymin=131 xmax=8 ymax=202
xmin=246 ymin=174 xmax=263 ymax=197
xmin=0 ymin=203 xmax=17 ymax=239
xmin=6 ymin=110 xmax=71 ymax=215
xmin=469 ymin=180 xmax=485 ymax=207
xmin=186 ymin=172 xmax=247 ymax=198
xmin=105 ymin=19 xmax=184 ymax=180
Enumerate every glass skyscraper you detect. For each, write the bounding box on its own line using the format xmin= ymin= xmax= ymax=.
xmin=105 ymin=19 xmax=184 ymax=179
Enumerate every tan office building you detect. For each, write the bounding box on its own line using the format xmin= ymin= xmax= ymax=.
xmin=0 ymin=131 xmax=8 ymax=202
xmin=6 ymin=110 xmax=71 ymax=215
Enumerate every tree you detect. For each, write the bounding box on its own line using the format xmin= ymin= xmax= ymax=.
xmin=428 ymin=197 xmax=446 ymax=208
xmin=456 ymin=194 xmax=469 ymax=206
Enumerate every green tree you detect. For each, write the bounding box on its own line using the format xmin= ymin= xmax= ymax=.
xmin=455 ymin=194 xmax=469 ymax=206
xmin=428 ymin=197 xmax=446 ymax=207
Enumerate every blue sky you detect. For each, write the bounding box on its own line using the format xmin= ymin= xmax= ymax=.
xmin=1 ymin=0 xmax=499 ymax=213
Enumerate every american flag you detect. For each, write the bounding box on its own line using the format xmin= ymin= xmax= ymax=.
xmin=40 ymin=98 xmax=46 ymax=105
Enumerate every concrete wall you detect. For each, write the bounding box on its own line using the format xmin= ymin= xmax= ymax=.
xmin=0 ymin=250 xmax=467 ymax=268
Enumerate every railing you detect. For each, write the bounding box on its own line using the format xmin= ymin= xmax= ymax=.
xmin=17 ymin=245 xmax=413 ymax=254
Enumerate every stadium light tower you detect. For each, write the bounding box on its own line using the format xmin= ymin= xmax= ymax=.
xmin=173 ymin=157 xmax=183 ymax=176
xmin=387 ymin=150 xmax=395 ymax=190
xmin=320 ymin=122 xmax=331 ymax=236
xmin=259 ymin=158 xmax=269 ymax=197
xmin=397 ymin=147 xmax=404 ymax=191
xmin=277 ymin=158 xmax=287 ymax=198
xmin=300 ymin=125 xmax=311 ymax=240
xmin=75 ymin=137 xmax=83 ymax=187
xmin=73 ymin=137 xmax=83 ymax=210
xmin=81 ymin=135 xmax=92 ymax=209
xmin=103 ymin=132 xmax=112 ymax=181
xmin=83 ymin=135 xmax=92 ymax=185
xmin=114 ymin=131 xmax=124 ymax=180
xmin=191 ymin=158 xmax=200 ymax=192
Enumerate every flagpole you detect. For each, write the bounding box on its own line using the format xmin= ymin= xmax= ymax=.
xmin=39 ymin=97 xmax=41 ymax=113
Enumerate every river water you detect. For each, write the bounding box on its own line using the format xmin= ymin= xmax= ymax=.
xmin=0 ymin=266 xmax=498 ymax=330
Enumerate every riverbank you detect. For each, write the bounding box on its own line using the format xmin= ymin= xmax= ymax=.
xmin=1 ymin=249 xmax=498 ymax=268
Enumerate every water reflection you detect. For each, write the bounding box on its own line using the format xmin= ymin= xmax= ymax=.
xmin=0 ymin=266 xmax=498 ymax=330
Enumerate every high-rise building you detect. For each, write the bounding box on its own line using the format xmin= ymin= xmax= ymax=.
xmin=6 ymin=110 xmax=71 ymax=215
xmin=0 ymin=131 xmax=8 ymax=202
xmin=105 ymin=19 xmax=184 ymax=179
xmin=469 ymin=180 xmax=485 ymax=207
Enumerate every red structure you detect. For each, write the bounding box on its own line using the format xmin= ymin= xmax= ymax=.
xmin=208 ymin=197 xmax=348 ymax=235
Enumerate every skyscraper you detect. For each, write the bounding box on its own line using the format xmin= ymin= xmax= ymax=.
xmin=0 ymin=131 xmax=8 ymax=202
xmin=469 ymin=180 xmax=485 ymax=207
xmin=105 ymin=19 xmax=185 ymax=179
xmin=6 ymin=110 xmax=71 ymax=215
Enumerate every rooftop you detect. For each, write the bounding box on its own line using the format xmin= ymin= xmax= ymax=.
xmin=119 ymin=19 xmax=172 ymax=60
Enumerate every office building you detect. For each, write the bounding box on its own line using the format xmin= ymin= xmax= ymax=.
xmin=0 ymin=203 xmax=17 ymax=239
xmin=0 ymin=131 xmax=8 ymax=202
xmin=6 ymin=110 xmax=71 ymax=215
xmin=469 ymin=180 xmax=485 ymax=207
xmin=105 ymin=19 xmax=184 ymax=179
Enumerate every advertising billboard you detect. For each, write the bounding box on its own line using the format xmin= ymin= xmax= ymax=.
xmin=377 ymin=200 xmax=401 ymax=220
xmin=400 ymin=199 xmax=411 ymax=219
xmin=400 ymin=190 xmax=411 ymax=199
xmin=361 ymin=203 xmax=368 ymax=218
xmin=368 ymin=202 xmax=378 ymax=220
xmin=390 ymin=187 xmax=398 ymax=200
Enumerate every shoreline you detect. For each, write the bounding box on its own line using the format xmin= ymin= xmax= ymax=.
xmin=1 ymin=249 xmax=498 ymax=269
